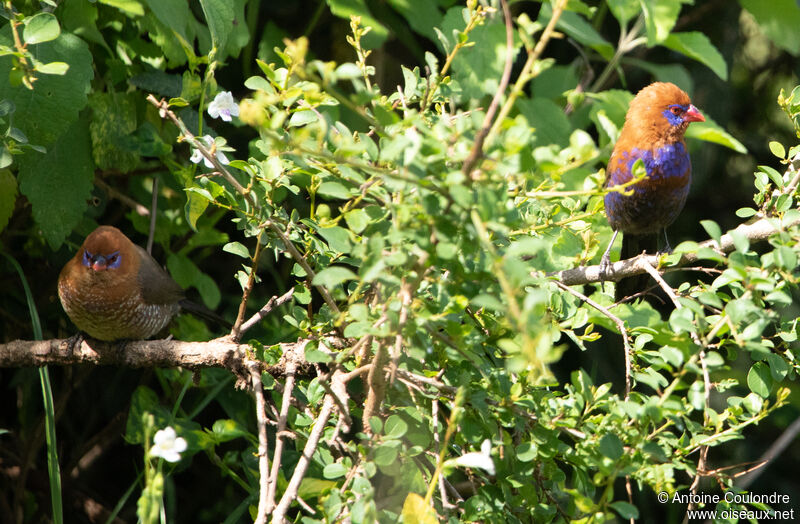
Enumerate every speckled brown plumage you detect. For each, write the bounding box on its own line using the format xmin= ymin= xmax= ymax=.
xmin=58 ymin=226 xmax=186 ymax=341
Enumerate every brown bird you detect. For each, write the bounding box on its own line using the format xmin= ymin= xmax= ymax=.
xmin=58 ymin=225 xmax=228 ymax=341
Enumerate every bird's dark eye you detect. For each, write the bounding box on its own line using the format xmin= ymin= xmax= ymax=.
xmin=82 ymin=250 xmax=93 ymax=266
xmin=107 ymin=251 xmax=121 ymax=268
xmin=670 ymin=106 xmax=682 ymax=116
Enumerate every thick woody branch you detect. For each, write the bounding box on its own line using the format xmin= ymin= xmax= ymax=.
xmin=0 ymin=336 xmax=337 ymax=381
xmin=552 ymin=214 xmax=800 ymax=286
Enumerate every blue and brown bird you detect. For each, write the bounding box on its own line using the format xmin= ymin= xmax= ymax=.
xmin=58 ymin=225 xmax=228 ymax=341
xmin=601 ymin=82 xmax=705 ymax=299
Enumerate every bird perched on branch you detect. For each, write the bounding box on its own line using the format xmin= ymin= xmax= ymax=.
xmin=601 ymin=82 xmax=705 ymax=300
xmin=59 ymin=225 xmax=229 ymax=341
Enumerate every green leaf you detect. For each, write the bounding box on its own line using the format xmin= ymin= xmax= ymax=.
xmin=401 ymin=493 xmax=437 ymax=524
xmin=610 ymin=501 xmax=639 ymax=520
xmin=199 ymin=0 xmax=235 ymax=58
xmin=98 ymin=0 xmax=145 ymax=16
xmin=211 ymin=419 xmax=249 ymax=442
xmin=223 ymin=241 xmax=250 ymax=258
xmin=541 ymin=5 xmax=613 ymax=60
xmin=766 ymin=352 xmax=790 ymax=381
xmin=312 ymin=266 xmax=358 ymax=288
xmin=322 ymin=463 xmax=347 ymax=479
xmin=116 ymin=122 xmax=172 ymax=157
xmin=167 ymin=254 xmax=221 ymax=309
xmin=60 ymin=0 xmax=111 ymax=54
xmin=0 ymin=169 xmax=17 ymax=234
xmin=518 ymin=98 xmax=572 ymax=147
xmin=769 ymin=140 xmax=786 ymax=158
xmin=607 ymin=0 xmax=640 ymax=28
xmin=89 ymin=91 xmax=139 ymax=172
xmin=641 ymin=0 xmax=683 ymax=45
xmin=685 ymin=117 xmax=746 ymax=153
xmin=740 ymin=0 xmax=800 ymax=55
xmin=443 ymin=7 xmax=519 ymax=99
xmin=344 ymin=208 xmax=369 ymax=233
xmin=17 ymin=117 xmax=93 ymax=249
xmin=747 ymin=362 xmax=771 ymax=398
xmin=34 ymin=61 xmax=69 ymax=75
xmin=598 ymin=433 xmax=623 ymax=460
xmin=699 ymin=220 xmax=721 ymax=243
xmin=384 ymin=415 xmax=408 ymax=439
xmin=318 ymin=180 xmax=352 ymax=200
xmin=144 ymin=0 xmax=192 ymax=40
xmin=374 ymin=440 xmax=401 ymax=466
xmin=288 ymin=109 xmax=318 ymax=128
xmin=0 ymin=31 xmax=93 ymax=147
xmin=662 ymin=32 xmax=728 ymax=80
xmin=23 ymin=13 xmax=61 ymax=45
xmin=317 ymin=225 xmax=352 ymax=254
xmin=386 ymin=0 xmax=443 ymax=42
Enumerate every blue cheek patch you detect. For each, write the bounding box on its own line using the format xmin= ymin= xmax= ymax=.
xmin=662 ymin=104 xmax=688 ymax=126
xmin=107 ymin=251 xmax=121 ymax=269
xmin=82 ymin=250 xmax=93 ymax=268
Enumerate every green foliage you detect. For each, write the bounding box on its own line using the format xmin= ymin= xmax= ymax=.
xmin=4 ymin=1 xmax=800 ymax=523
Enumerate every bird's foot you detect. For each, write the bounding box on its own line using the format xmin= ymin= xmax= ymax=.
xmin=65 ymin=332 xmax=85 ymax=357
xmin=599 ymin=252 xmax=613 ymax=281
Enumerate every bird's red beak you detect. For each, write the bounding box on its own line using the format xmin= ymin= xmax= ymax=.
xmin=91 ymin=256 xmax=109 ymax=271
xmin=684 ymin=104 xmax=705 ymax=123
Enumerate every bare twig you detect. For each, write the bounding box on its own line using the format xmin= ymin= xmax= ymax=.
xmin=145 ymin=94 xmax=256 ymax=208
xmin=271 ymin=371 xmax=343 ymax=521
xmin=265 ymin=219 xmax=341 ymax=316
xmin=248 ymin=361 xmax=271 ymax=524
xmin=94 ymin=178 xmax=151 ymax=216
xmin=461 ymin=0 xmax=515 ymax=178
xmin=486 ymin=0 xmax=569 ymax=145
xmin=554 ymin=281 xmax=632 ymax=398
xmin=147 ymin=177 xmax=159 ymax=254
xmin=390 ymin=253 xmax=429 ymax=382
xmin=362 ymin=340 xmax=388 ymax=435
xmin=265 ymin=361 xmax=297 ymax=514
xmin=638 ymin=261 xmax=712 ymax=512
xmin=239 ymin=288 xmax=296 ymax=336
xmin=553 ymin=213 xmax=800 ymax=286
xmin=737 ymin=414 xmax=800 ymax=489
xmin=231 ymin=228 xmax=266 ymax=340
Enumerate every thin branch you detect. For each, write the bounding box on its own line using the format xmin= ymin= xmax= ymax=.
xmin=553 ymin=213 xmax=800 ymax=286
xmin=554 ymin=281 xmax=632 ymax=398
xmin=231 ymin=228 xmax=266 ymax=340
xmin=736 ymin=415 xmax=800 ymax=489
xmin=147 ymin=177 xmax=159 ymax=254
xmin=249 ymin=362 xmax=271 ymax=524
xmin=145 ymin=94 xmax=256 ymax=208
xmin=362 ymin=340 xmax=388 ymax=435
xmin=461 ymin=0 xmax=515 ymax=178
xmin=239 ymin=288 xmax=296 ymax=336
xmin=265 ymin=219 xmax=341 ymax=315
xmin=486 ymin=0 xmax=569 ymax=145
xmin=94 ymin=178 xmax=150 ymax=216
xmin=266 ymin=361 xmax=297 ymax=514
xmin=271 ymin=371 xmax=342 ymax=521
xmin=639 ymin=261 xmax=713 ymax=511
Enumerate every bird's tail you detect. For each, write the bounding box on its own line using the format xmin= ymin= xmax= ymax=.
xmin=179 ymin=299 xmax=233 ymax=330
xmin=614 ymin=234 xmax=658 ymax=302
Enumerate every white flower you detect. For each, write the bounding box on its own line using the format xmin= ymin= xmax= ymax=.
xmin=208 ymin=91 xmax=239 ymax=122
xmin=447 ymin=439 xmax=495 ymax=476
xmin=149 ymin=427 xmax=187 ymax=463
xmin=190 ymin=135 xmax=229 ymax=168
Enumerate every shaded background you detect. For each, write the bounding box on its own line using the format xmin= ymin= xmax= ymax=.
xmin=1 ymin=0 xmax=799 ymax=522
